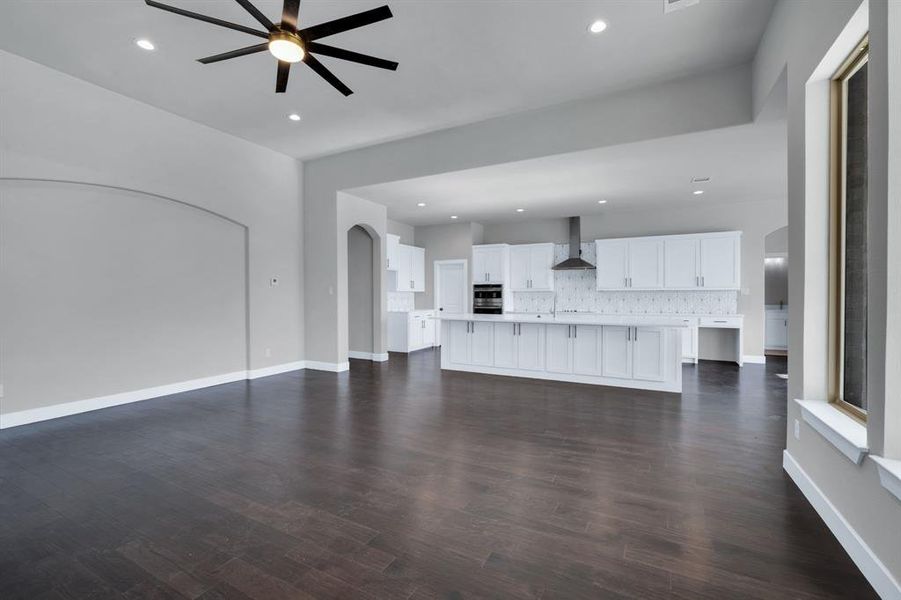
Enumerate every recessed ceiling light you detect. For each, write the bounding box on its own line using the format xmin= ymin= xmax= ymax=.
xmin=417 ymin=202 xmax=426 ymax=207
xmin=588 ymin=20 xmax=607 ymax=34
xmin=288 ymin=113 xmax=301 ymax=121
xmin=693 ymin=190 xmax=704 ymax=195
xmin=597 ymin=200 xmax=607 ymax=204
xmin=136 ymin=39 xmax=155 ymax=51
xmin=450 ymin=215 xmax=458 ymax=219
xmin=516 ymin=208 xmax=525 ymax=213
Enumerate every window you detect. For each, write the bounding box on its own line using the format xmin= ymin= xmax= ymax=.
xmin=829 ymin=36 xmax=868 ymax=421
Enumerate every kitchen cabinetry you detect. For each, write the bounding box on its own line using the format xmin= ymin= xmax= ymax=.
xmin=598 ymin=231 xmax=741 ymax=291
xmin=494 ymin=322 xmax=546 ymax=370
xmin=472 ymin=244 xmax=508 ymax=284
xmin=390 ymin=243 xmax=425 ymax=292
xmin=600 ymin=326 xmax=664 ymax=381
xmin=387 ymin=310 xmax=435 ymax=352
xmin=765 ymin=309 xmax=788 ymax=350
xmin=447 ymin=320 xmax=494 ymax=366
xmin=509 ymin=243 xmax=556 ymax=291
xmin=386 ymin=234 xmax=400 ymax=271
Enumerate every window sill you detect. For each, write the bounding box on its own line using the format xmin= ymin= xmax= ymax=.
xmin=794 ymin=399 xmax=868 ymax=464
xmin=870 ymin=456 xmax=901 ymax=503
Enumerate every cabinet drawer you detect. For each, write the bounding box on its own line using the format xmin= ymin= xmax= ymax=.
xmin=699 ymin=316 xmax=742 ymax=328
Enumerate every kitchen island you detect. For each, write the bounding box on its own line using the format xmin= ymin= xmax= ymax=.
xmin=437 ymin=313 xmax=686 ymax=393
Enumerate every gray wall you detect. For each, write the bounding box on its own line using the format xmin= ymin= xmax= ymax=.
xmin=347 ymin=226 xmax=374 ymax=354
xmin=388 ymin=219 xmax=415 ymax=244
xmin=754 ymin=0 xmax=901 ymax=588
xmin=483 ymin=198 xmax=786 ymax=358
xmin=412 ymin=222 xmax=481 ymax=310
xmin=765 ymin=258 xmax=789 ymax=307
xmin=0 ymin=50 xmax=304 ymax=420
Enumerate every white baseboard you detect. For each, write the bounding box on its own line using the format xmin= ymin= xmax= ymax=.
xmin=247 ymin=361 xmax=305 ymax=379
xmin=783 ymin=450 xmax=901 ymax=599
xmin=347 ymin=351 xmax=389 ymax=362
xmin=305 ymin=360 xmax=350 ymax=372
xmin=0 ymin=370 xmax=248 ymax=429
xmin=743 ymin=355 xmax=767 ymax=364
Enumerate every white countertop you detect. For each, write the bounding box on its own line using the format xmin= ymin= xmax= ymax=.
xmin=435 ymin=313 xmax=691 ymax=327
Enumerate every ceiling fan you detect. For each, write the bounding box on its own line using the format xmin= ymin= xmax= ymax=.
xmin=144 ymin=0 xmax=397 ymax=95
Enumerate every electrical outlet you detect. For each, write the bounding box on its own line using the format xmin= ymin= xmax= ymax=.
xmin=270 ymin=277 xmax=279 ymax=287
xmin=794 ymin=419 xmax=800 ymax=440
xmin=265 ymin=348 xmax=272 ymax=358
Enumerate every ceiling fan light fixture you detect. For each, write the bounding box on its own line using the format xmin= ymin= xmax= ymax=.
xmin=268 ymin=31 xmax=305 ymax=63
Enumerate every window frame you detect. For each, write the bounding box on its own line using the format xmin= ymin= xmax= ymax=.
xmin=828 ymin=35 xmax=869 ymax=422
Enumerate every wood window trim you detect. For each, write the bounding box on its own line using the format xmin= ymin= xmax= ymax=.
xmin=828 ymin=35 xmax=869 ymax=423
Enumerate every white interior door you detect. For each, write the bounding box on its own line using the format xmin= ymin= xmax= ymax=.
xmin=436 ymin=261 xmax=466 ymax=347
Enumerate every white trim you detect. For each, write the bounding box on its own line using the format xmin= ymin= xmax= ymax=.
xmin=433 ymin=259 xmax=470 ymax=346
xmin=0 ymin=370 xmax=247 ymax=429
xmin=247 ymin=361 xmax=305 ymax=379
xmin=870 ymin=456 xmax=901 ymax=503
xmin=305 ymin=360 xmax=350 ymax=372
xmin=783 ymin=450 xmax=901 ymax=600
xmin=742 ymin=354 xmax=767 ymax=364
xmin=347 ymin=351 xmax=389 ymax=362
xmin=795 ymin=398 xmax=869 ymax=464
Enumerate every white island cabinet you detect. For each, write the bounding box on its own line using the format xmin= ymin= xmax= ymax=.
xmin=439 ymin=314 xmax=684 ymax=393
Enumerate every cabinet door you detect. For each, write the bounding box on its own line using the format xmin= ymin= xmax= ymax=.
xmin=472 ymin=248 xmax=489 ymax=283
xmin=386 ymin=234 xmax=400 ymax=271
xmin=528 ymin=244 xmax=555 ymax=291
xmin=494 ymin=323 xmax=517 ymax=368
xmin=395 ymin=245 xmax=412 ymax=292
xmin=632 ymin=327 xmax=665 ymax=382
xmin=422 ymin=318 xmax=435 ymax=347
xmin=572 ymin=325 xmax=601 ymax=375
xmin=680 ymin=324 xmax=697 ymax=360
xmin=409 ymin=317 xmax=423 ymax=349
xmin=517 ymin=324 xmax=545 ymax=371
xmin=628 ymin=239 xmax=664 ymax=289
xmin=508 ymin=246 xmax=531 ymax=291
xmin=411 ymin=247 xmax=425 ymax=292
xmin=765 ymin=317 xmax=788 ymax=349
xmin=484 ymin=248 xmax=505 ymax=283
xmin=595 ymin=240 xmax=629 ymax=289
xmin=470 ymin=322 xmax=495 ymax=366
xmin=601 ymin=326 xmax=632 ymax=379
xmin=664 ymin=238 xmax=700 ymax=288
xmin=448 ymin=321 xmax=470 ymax=364
xmin=545 ymin=324 xmax=572 ymax=373
xmin=699 ymin=235 xmax=740 ymax=288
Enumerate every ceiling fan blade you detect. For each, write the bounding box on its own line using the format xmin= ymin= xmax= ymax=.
xmin=234 ymin=0 xmax=274 ymax=31
xmin=299 ymin=5 xmax=392 ymax=42
xmin=276 ymin=61 xmax=291 ymax=93
xmin=307 ymin=42 xmax=397 ymax=71
xmin=197 ymin=43 xmax=269 ymax=64
xmin=303 ymin=54 xmax=353 ymax=96
xmin=145 ymin=0 xmax=268 ymax=39
xmin=281 ymin=0 xmax=300 ymax=31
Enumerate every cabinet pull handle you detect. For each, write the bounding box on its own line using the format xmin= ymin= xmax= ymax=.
xmin=627 ymin=327 xmax=630 ymax=341
xmin=573 ymin=325 xmax=577 ymax=339
xmin=634 ymin=327 xmax=638 ymax=341
xmin=701 ymin=276 xmax=705 ymax=287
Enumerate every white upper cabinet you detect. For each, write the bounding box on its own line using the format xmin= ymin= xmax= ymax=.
xmin=389 ymin=243 xmax=425 ymax=293
xmin=699 ymin=234 xmax=740 ymax=289
xmin=598 ymin=232 xmax=740 ymax=291
xmin=627 ymin=239 xmax=664 ymax=289
xmin=472 ymin=244 xmax=508 ymax=284
xmin=595 ymin=240 xmax=629 ymax=289
xmin=664 ymin=238 xmax=700 ymax=288
xmin=411 ymin=246 xmax=425 ymax=292
xmin=509 ymin=243 xmax=555 ymax=291
xmin=386 ymin=234 xmax=400 ymax=271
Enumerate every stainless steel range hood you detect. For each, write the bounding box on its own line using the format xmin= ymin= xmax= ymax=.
xmin=552 ymin=216 xmax=596 ymax=270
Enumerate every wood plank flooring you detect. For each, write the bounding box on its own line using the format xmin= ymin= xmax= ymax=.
xmin=0 ymin=351 xmax=877 ymax=599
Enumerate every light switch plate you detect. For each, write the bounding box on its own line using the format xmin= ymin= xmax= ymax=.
xmin=794 ymin=419 xmax=801 ymax=440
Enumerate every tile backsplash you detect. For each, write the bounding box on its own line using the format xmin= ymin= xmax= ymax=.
xmin=388 ymin=292 xmax=415 ymax=312
xmin=511 ymin=243 xmax=738 ymax=316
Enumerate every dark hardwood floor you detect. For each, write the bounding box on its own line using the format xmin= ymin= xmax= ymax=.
xmin=0 ymin=351 xmax=877 ymax=599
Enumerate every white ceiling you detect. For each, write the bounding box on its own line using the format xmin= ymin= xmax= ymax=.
xmin=0 ymin=0 xmax=775 ymax=159
xmin=347 ymin=120 xmax=787 ymax=226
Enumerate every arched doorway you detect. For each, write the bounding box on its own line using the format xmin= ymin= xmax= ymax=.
xmin=346 ymin=224 xmax=380 ymax=362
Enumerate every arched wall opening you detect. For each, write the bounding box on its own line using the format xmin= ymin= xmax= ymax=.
xmin=347 ymin=225 xmax=377 ymax=361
